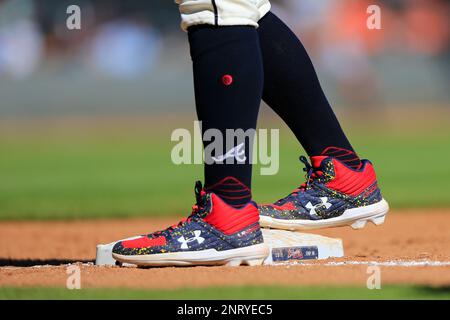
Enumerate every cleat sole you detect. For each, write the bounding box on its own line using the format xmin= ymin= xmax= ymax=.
xmin=260 ymin=199 xmax=389 ymax=231
xmin=112 ymin=243 xmax=269 ymax=267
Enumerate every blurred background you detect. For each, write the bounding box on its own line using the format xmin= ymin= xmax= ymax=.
xmin=1 ymin=0 xmax=449 ymax=113
xmin=0 ymin=0 xmax=449 ymax=219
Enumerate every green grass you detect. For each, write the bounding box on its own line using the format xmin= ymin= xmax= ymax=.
xmin=1 ymin=120 xmax=450 ymax=220
xmin=1 ymin=285 xmax=449 ymax=300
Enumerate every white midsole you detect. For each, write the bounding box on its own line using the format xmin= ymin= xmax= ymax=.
xmin=260 ymin=199 xmax=389 ymax=231
xmin=112 ymin=243 xmax=269 ymax=266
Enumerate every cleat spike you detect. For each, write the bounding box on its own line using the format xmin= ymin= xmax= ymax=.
xmin=244 ymin=258 xmax=265 ymax=266
xmin=371 ymin=215 xmax=385 ymax=226
xmin=351 ymin=220 xmax=367 ymax=229
xmin=226 ymin=259 xmax=242 ymax=267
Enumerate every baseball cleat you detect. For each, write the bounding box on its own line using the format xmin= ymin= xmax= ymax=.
xmin=112 ymin=181 xmax=269 ymax=267
xmin=259 ymin=155 xmax=389 ymax=230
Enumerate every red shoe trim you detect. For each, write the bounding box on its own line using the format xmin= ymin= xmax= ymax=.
xmin=204 ymin=194 xmax=259 ymax=235
xmin=122 ymin=236 xmax=166 ymax=249
xmin=326 ymin=159 xmax=377 ymax=197
xmin=271 ymin=202 xmax=296 ymax=211
xmin=310 ymin=156 xmax=327 ymax=169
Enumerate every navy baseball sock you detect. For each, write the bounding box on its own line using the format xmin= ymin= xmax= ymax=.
xmin=319 ymin=147 xmax=362 ymax=170
xmin=257 ymin=12 xmax=361 ymax=169
xmin=188 ymin=25 xmax=263 ymax=207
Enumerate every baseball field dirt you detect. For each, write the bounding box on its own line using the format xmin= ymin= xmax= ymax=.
xmin=0 ymin=209 xmax=449 ymax=289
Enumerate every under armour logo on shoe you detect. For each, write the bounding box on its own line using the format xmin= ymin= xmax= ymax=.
xmin=211 ymin=143 xmax=246 ymax=163
xmin=178 ymin=230 xmax=205 ymax=250
xmin=306 ymin=197 xmax=332 ymax=218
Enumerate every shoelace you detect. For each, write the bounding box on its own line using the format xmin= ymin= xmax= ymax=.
xmin=154 ymin=181 xmax=207 ymax=235
xmin=275 ymin=156 xmax=324 ymax=203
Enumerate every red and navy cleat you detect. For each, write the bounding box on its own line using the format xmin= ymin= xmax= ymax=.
xmin=112 ymin=181 xmax=269 ymax=267
xmin=259 ymin=156 xmax=389 ymax=230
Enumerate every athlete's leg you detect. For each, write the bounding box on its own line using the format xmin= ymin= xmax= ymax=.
xmin=182 ymin=0 xmax=270 ymax=207
xmin=113 ymin=0 xmax=271 ymax=266
xmin=256 ymin=12 xmax=388 ymax=230
xmin=189 ymin=25 xmax=262 ymax=207
xmin=257 ymin=12 xmax=360 ymax=169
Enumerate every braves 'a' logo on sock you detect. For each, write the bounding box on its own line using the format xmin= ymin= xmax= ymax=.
xmin=211 ymin=143 xmax=246 ymax=163
xmin=178 ymin=230 xmax=205 ymax=249
xmin=306 ymin=197 xmax=332 ymax=218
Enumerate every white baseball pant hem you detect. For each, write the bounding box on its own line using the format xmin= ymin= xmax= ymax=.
xmin=176 ymin=0 xmax=271 ymax=31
